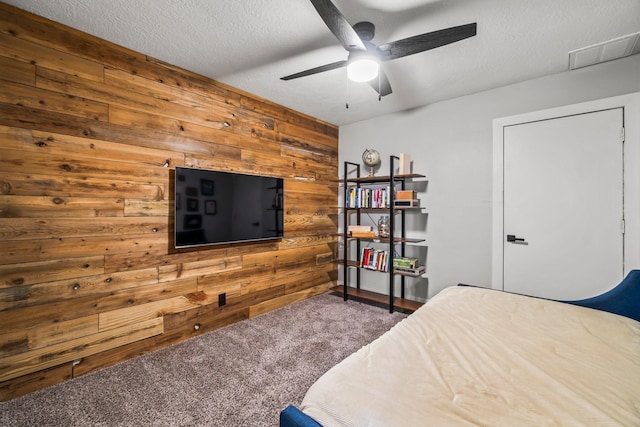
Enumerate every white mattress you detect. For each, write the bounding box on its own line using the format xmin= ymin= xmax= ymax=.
xmin=300 ymin=286 xmax=640 ymax=426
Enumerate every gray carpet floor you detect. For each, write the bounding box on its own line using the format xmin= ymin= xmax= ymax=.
xmin=1 ymin=292 xmax=407 ymax=427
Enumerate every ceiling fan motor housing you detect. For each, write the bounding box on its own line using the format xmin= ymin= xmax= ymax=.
xmin=353 ymin=21 xmax=375 ymax=42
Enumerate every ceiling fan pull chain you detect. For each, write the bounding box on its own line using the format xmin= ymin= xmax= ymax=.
xmin=378 ymin=72 xmax=382 ymax=101
xmin=345 ymin=74 xmax=350 ymax=109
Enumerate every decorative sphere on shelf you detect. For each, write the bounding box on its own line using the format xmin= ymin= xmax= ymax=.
xmin=362 ymin=148 xmax=381 ymax=176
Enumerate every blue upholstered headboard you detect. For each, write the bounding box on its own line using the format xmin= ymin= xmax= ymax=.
xmin=562 ymin=269 xmax=640 ymax=322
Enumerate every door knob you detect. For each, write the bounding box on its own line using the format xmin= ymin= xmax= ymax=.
xmin=507 ymin=234 xmax=526 ymax=243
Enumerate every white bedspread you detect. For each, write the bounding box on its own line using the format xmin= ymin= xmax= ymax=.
xmin=300 ymin=286 xmax=640 ymax=426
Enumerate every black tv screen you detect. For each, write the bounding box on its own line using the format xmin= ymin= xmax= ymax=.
xmin=174 ymin=167 xmax=283 ymax=248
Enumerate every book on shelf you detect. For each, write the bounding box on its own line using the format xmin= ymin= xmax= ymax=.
xmin=394 ymin=265 xmax=426 ymax=276
xmin=393 ymin=199 xmax=420 ymax=208
xmin=348 ymin=225 xmax=373 ymax=233
xmin=345 ymin=186 xmax=391 ymax=209
xmin=359 ymin=248 xmax=389 ymax=272
xmin=393 ymin=257 xmax=419 ymax=268
xmin=351 ymin=231 xmax=376 ymax=238
xmin=396 ymin=190 xmax=416 ymax=200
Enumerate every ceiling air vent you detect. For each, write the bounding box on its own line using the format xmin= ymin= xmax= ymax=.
xmin=569 ymin=32 xmax=640 ymax=70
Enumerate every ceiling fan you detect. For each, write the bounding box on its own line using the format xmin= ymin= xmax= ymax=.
xmin=281 ymin=0 xmax=477 ymax=98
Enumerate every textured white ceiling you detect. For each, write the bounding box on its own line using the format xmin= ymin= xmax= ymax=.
xmin=4 ymin=0 xmax=640 ymax=126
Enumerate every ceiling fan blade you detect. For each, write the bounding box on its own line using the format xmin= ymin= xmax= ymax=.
xmin=309 ymin=0 xmax=366 ymax=51
xmin=281 ymin=60 xmax=348 ymax=80
xmin=369 ymin=69 xmax=392 ymax=97
xmin=378 ymin=23 xmax=477 ymax=61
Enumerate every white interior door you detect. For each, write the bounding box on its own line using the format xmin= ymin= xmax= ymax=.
xmin=503 ymin=108 xmax=624 ymax=300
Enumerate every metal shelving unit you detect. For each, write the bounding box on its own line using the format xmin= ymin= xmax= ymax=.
xmin=340 ymin=155 xmax=426 ymax=312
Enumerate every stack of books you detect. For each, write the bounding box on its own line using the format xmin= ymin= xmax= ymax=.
xmin=393 ymin=257 xmax=425 ymax=276
xmin=348 ymin=225 xmax=376 ymax=238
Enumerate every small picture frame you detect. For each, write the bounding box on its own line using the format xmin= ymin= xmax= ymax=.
xmin=186 ymin=198 xmax=199 ymax=212
xmin=183 ymin=215 xmax=202 ymax=229
xmin=205 ymin=200 xmax=217 ymax=215
xmin=201 ymin=179 xmax=214 ymax=196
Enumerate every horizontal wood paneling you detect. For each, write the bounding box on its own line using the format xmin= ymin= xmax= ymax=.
xmin=0 ymin=56 xmax=35 ymax=86
xmin=0 ymin=80 xmax=109 ymax=121
xmin=0 ymin=195 xmax=126 ymax=218
xmin=0 ymin=256 xmax=105 ymax=288
xmin=0 ymin=2 xmax=338 ymax=401
xmin=0 ymin=315 xmax=99 ymax=358
xmin=0 ymin=317 xmax=164 ymax=382
xmin=0 ymin=32 xmax=105 ymax=82
xmin=0 ymin=363 xmax=72 ymax=402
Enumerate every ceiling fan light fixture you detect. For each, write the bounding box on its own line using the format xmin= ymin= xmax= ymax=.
xmin=281 ymin=0 xmax=477 ymax=99
xmin=346 ymin=57 xmax=379 ymax=82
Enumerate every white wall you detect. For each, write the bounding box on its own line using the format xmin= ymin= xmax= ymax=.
xmin=339 ymin=54 xmax=640 ymax=301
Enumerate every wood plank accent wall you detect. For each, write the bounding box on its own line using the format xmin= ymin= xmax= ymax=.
xmin=0 ymin=3 xmax=339 ymax=401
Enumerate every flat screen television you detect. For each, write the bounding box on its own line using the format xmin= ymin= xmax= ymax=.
xmin=174 ymin=167 xmax=283 ymax=248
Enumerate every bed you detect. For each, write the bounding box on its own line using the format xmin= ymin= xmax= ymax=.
xmin=280 ymin=270 xmax=640 ymax=426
